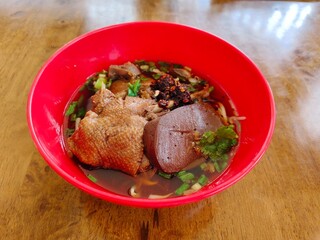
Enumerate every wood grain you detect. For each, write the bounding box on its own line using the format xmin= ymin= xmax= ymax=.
xmin=0 ymin=1 xmax=320 ymax=239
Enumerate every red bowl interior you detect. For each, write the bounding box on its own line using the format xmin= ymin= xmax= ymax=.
xmin=27 ymin=22 xmax=275 ymax=208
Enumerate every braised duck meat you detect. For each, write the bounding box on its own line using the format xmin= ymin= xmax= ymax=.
xmin=143 ymin=103 xmax=223 ymax=173
xmin=68 ymin=89 xmax=151 ymax=176
xmin=108 ymin=62 xmax=141 ymax=80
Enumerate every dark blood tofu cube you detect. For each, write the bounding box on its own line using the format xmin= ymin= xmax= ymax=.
xmin=143 ymin=103 xmax=223 ymax=173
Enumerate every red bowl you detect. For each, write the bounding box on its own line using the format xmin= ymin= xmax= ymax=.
xmin=27 ymin=22 xmax=275 ymax=208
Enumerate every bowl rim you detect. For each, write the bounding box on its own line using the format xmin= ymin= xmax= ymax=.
xmin=27 ymin=21 xmax=276 ymax=208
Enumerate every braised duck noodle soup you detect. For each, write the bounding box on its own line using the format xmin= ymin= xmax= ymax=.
xmin=64 ymin=60 xmax=245 ymax=199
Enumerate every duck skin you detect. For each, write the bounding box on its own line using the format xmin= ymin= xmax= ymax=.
xmin=67 ymin=89 xmax=150 ymax=176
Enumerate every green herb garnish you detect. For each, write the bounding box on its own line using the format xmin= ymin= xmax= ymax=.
xmin=220 ymin=161 xmax=228 ymax=171
xmin=65 ymin=101 xmax=77 ymax=116
xmin=175 ymin=183 xmax=190 ymax=196
xmin=77 ymin=95 xmax=84 ymax=106
xmin=198 ymin=125 xmax=238 ymax=172
xmin=173 ymin=63 xmax=183 ymax=68
xmin=198 ymin=175 xmax=208 ymax=186
xmin=84 ymin=77 xmax=96 ymax=92
xmin=140 ymin=65 xmax=149 ymax=71
xmin=134 ymin=59 xmax=146 ymax=65
xmin=94 ymin=77 xmax=106 ymax=90
xmin=158 ymin=61 xmax=170 ymax=66
xmin=187 ymin=85 xmax=197 ymax=93
xmin=128 ymin=79 xmax=141 ymax=97
xmin=152 ymin=73 xmax=162 ymax=80
xmin=158 ymin=171 xmax=173 ymax=179
xmin=158 ymin=61 xmax=170 ymax=73
xmin=178 ymin=172 xmax=195 ymax=183
xmin=70 ymin=113 xmax=77 ymax=122
xmin=147 ymin=61 xmax=156 ymax=67
xmin=87 ymin=174 xmax=97 ymax=183
xmin=200 ymin=131 xmax=215 ymax=145
xmin=213 ymin=162 xmax=221 ymax=172
xmin=77 ymin=107 xmax=86 ymax=119
xmin=200 ymin=163 xmax=207 ymax=170
xmin=176 ymin=171 xmax=187 ymax=177
xmin=216 ymin=125 xmax=239 ymax=139
xmin=91 ymin=70 xmax=112 ymax=91
xmin=137 ymin=76 xmax=150 ymax=81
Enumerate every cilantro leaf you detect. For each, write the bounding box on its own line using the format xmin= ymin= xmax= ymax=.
xmin=65 ymin=101 xmax=77 ymax=116
xmin=216 ymin=125 xmax=238 ymax=139
xmin=200 ymin=131 xmax=216 ymax=145
xmin=128 ymin=79 xmax=141 ymax=97
xmin=198 ymin=125 xmax=239 ymax=167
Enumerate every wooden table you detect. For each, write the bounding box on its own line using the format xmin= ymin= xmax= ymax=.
xmin=1 ymin=0 xmax=319 ymax=239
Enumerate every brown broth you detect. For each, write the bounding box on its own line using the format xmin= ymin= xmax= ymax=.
xmin=79 ymin=161 xmax=229 ymax=198
xmin=63 ymin=61 xmax=239 ymax=199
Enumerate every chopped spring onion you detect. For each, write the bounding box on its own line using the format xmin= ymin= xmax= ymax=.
xmin=188 ymin=86 xmax=197 ymax=93
xmin=140 ymin=65 xmax=149 ymax=71
xmin=158 ymin=61 xmax=170 ymax=67
xmin=65 ymin=101 xmax=77 ymax=116
xmin=79 ymin=84 xmax=86 ymax=92
xmin=134 ymin=59 xmax=146 ymax=65
xmin=183 ymin=188 xmax=197 ymax=196
xmin=70 ymin=113 xmax=77 ymax=122
xmin=152 ymin=68 xmax=161 ymax=74
xmin=220 ymin=161 xmax=228 ymax=171
xmin=200 ymin=162 xmax=216 ymax=173
xmin=176 ymin=170 xmax=187 ymax=177
xmin=137 ymin=76 xmax=150 ymax=81
xmin=77 ymin=107 xmax=86 ymax=118
xmin=213 ymin=161 xmax=221 ymax=172
xmin=200 ymin=163 xmax=207 ymax=170
xmin=98 ymin=73 xmax=106 ymax=78
xmin=158 ymin=171 xmax=173 ymax=179
xmin=77 ymin=95 xmax=84 ymax=106
xmin=94 ymin=77 xmax=107 ymax=90
xmin=183 ymin=183 xmax=203 ymax=196
xmin=175 ymin=183 xmax=190 ymax=196
xmin=206 ymin=162 xmax=216 ymax=173
xmin=191 ymin=182 xmax=203 ymax=191
xmin=87 ymin=174 xmax=97 ymax=183
xmin=160 ymin=66 xmax=169 ymax=73
xmin=198 ymin=175 xmax=208 ymax=186
xmin=178 ymin=172 xmax=195 ymax=183
xmin=152 ymin=73 xmax=162 ymax=80
xmin=173 ymin=63 xmax=183 ymax=68
xmin=189 ymin=78 xmax=199 ymax=85
xmin=158 ymin=61 xmax=170 ymax=72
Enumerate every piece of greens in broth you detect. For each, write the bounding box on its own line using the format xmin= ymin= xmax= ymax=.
xmin=128 ymin=79 xmax=141 ymax=96
xmin=198 ymin=125 xmax=238 ymax=172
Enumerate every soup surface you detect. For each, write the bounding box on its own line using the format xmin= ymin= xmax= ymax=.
xmin=63 ymin=60 xmax=242 ymax=199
